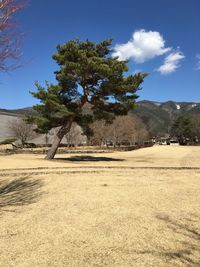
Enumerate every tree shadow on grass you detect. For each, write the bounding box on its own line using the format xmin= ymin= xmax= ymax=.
xmin=0 ymin=176 xmax=43 ymax=211
xmin=155 ymin=214 xmax=200 ymax=265
xmin=134 ymin=214 xmax=200 ymax=266
xmin=57 ymin=155 xmax=124 ymax=162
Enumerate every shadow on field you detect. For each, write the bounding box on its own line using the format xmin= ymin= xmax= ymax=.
xmin=135 ymin=214 xmax=200 ymax=265
xmin=0 ymin=176 xmax=43 ymax=210
xmin=57 ymin=155 xmax=124 ymax=162
xmin=155 ymin=214 xmax=200 ymax=265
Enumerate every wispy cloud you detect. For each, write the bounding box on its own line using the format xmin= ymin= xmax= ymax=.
xmin=195 ymin=54 xmax=200 ymax=70
xmin=156 ymin=51 xmax=185 ymax=75
xmin=112 ymin=29 xmax=171 ymax=63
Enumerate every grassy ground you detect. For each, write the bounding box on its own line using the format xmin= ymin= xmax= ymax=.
xmin=0 ymin=146 xmax=200 ymax=266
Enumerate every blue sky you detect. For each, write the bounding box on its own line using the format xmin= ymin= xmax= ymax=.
xmin=0 ymin=0 xmax=200 ymax=109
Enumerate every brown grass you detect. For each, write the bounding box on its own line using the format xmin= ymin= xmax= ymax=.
xmin=0 ymin=146 xmax=200 ymax=266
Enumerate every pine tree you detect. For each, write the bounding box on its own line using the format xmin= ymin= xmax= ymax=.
xmin=28 ymin=39 xmax=148 ymax=159
xmin=170 ymin=115 xmax=193 ymax=145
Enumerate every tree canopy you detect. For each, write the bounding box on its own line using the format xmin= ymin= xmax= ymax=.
xmin=28 ymin=38 xmax=148 ymax=159
xmin=170 ymin=115 xmax=200 ymax=144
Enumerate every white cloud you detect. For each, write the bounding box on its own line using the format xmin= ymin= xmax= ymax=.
xmin=156 ymin=51 xmax=185 ymax=75
xmin=196 ymin=54 xmax=200 ymax=70
xmin=112 ymin=29 xmax=171 ymax=63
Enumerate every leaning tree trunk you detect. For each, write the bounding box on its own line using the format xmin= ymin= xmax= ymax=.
xmin=45 ymin=117 xmax=74 ymax=160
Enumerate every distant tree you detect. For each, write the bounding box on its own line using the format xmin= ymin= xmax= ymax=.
xmin=191 ymin=114 xmax=200 ymax=140
xmin=65 ymin=122 xmax=85 ymax=147
xmin=9 ymin=118 xmax=35 ymax=146
xmin=89 ymin=120 xmax=110 ymax=146
xmin=90 ymin=115 xmax=149 ymax=147
xmin=0 ymin=0 xmax=25 ymax=71
xmin=170 ymin=116 xmax=194 ymax=144
xmin=28 ymin=38 xmax=147 ymax=159
xmin=128 ymin=115 xmax=149 ymax=145
xmin=106 ymin=116 xmax=134 ymax=147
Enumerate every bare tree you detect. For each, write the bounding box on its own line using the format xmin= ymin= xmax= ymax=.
xmin=90 ymin=115 xmax=149 ymax=147
xmin=9 ymin=118 xmax=36 ymax=146
xmin=129 ymin=115 xmax=149 ymax=145
xmin=90 ymin=120 xmax=110 ymax=146
xmin=0 ymin=0 xmax=25 ymax=71
xmin=106 ymin=116 xmax=134 ymax=146
xmin=65 ymin=123 xmax=85 ymax=147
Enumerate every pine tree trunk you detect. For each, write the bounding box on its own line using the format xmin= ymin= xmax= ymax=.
xmin=45 ymin=118 xmax=73 ymax=160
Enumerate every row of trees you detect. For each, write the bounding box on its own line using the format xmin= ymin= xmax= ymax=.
xmin=10 ymin=114 xmax=200 ymax=148
xmin=90 ymin=115 xmax=149 ymax=147
xmin=8 ymin=115 xmax=149 ymax=148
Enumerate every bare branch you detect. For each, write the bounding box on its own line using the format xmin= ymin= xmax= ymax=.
xmin=9 ymin=118 xmax=36 ymax=146
xmin=0 ymin=0 xmax=25 ymax=71
xmin=90 ymin=115 xmax=149 ymax=147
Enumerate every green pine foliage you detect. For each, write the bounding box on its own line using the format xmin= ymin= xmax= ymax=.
xmin=171 ymin=116 xmax=193 ymax=139
xmin=28 ymin=38 xmax=147 ymax=142
xmin=170 ymin=115 xmax=200 ymax=144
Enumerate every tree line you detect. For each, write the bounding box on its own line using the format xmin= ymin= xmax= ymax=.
xmin=8 ymin=114 xmax=149 ymax=148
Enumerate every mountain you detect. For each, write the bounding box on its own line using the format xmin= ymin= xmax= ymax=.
xmin=1 ymin=101 xmax=200 ymax=140
xmin=133 ymin=100 xmax=200 ymax=136
xmin=0 ymin=107 xmax=35 ymax=116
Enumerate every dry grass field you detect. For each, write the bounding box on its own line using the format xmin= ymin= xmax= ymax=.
xmin=0 ymin=146 xmax=200 ymax=266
